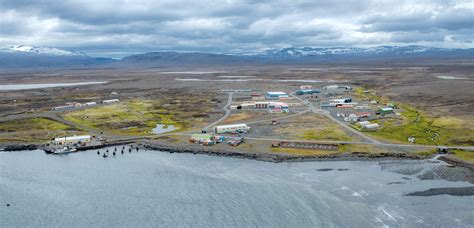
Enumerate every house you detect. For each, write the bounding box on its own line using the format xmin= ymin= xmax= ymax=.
xmin=214 ymin=124 xmax=251 ymax=134
xmin=266 ymin=92 xmax=289 ymax=100
xmin=53 ymin=135 xmax=92 ymax=145
xmin=344 ymin=114 xmax=358 ymax=122
xmin=355 ymin=112 xmax=371 ymax=119
xmin=102 ymin=99 xmax=120 ymax=104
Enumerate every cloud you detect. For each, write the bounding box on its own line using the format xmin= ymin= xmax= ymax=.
xmin=0 ymin=0 xmax=472 ymax=57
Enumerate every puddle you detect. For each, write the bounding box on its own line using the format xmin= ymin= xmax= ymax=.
xmin=152 ymin=124 xmax=177 ymax=134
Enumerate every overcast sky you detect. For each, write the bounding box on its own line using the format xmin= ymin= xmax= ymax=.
xmin=0 ymin=0 xmax=472 ymax=57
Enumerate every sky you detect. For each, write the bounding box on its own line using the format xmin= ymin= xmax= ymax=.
xmin=0 ymin=0 xmax=473 ymax=57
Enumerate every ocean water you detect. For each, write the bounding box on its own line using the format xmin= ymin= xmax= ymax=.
xmin=0 ymin=149 xmax=473 ymax=227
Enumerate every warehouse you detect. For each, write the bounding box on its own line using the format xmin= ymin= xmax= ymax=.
xmin=268 ymin=102 xmax=289 ymax=113
xmin=266 ymin=92 xmax=289 ymax=100
xmin=250 ymin=93 xmax=265 ymax=100
xmin=214 ymin=124 xmax=250 ymax=134
xmin=51 ymin=105 xmax=75 ymax=111
xmin=296 ymin=89 xmax=320 ymax=95
xmin=102 ymin=99 xmax=120 ymax=104
xmin=376 ymin=107 xmax=394 ymax=115
xmin=324 ymin=85 xmax=339 ymax=90
xmin=53 ymin=135 xmax=92 ymax=145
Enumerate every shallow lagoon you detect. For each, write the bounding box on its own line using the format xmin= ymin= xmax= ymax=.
xmin=0 ymin=82 xmax=107 ymax=91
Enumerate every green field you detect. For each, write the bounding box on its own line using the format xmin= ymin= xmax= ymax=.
xmin=0 ymin=118 xmax=81 ymax=143
xmin=452 ymin=149 xmax=474 ymax=163
xmin=366 ymin=105 xmax=474 ymax=146
xmin=63 ymin=97 xmax=216 ymax=136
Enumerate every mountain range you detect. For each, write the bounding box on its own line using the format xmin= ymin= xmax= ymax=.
xmin=1 ymin=45 xmax=472 ymax=69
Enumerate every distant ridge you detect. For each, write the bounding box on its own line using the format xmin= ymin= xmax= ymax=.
xmin=0 ymin=45 xmax=472 ymax=69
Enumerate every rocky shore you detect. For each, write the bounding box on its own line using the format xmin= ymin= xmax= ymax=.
xmin=139 ymin=140 xmax=437 ymax=163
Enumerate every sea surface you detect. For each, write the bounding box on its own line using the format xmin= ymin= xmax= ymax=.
xmin=0 ymin=82 xmax=107 ymax=91
xmin=1 ymin=149 xmax=473 ymax=227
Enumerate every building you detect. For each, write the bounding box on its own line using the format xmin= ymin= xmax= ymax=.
xmin=357 ymin=121 xmax=379 ymax=130
xmin=324 ymin=85 xmax=339 ymax=90
xmin=266 ymin=92 xmax=289 ymax=100
xmin=250 ymin=93 xmax=265 ymax=100
xmin=355 ymin=112 xmax=371 ymax=119
xmin=51 ymin=105 xmax=75 ymax=111
xmin=214 ymin=124 xmax=250 ymax=134
xmin=190 ymin=134 xmax=214 ymax=142
xmin=268 ymin=102 xmax=289 ymax=113
xmin=85 ymin=102 xmax=97 ymax=106
xmin=354 ymin=105 xmax=371 ymax=110
xmin=300 ymin=85 xmax=313 ymax=89
xmin=296 ymin=89 xmax=320 ymax=95
xmin=53 ymin=135 xmax=92 ymax=145
xmin=65 ymin=102 xmax=83 ymax=107
xmin=344 ymin=114 xmax=358 ymax=122
xmin=376 ymin=107 xmax=394 ymax=115
xmin=102 ymin=99 xmax=120 ymax=104
xmin=363 ymin=123 xmax=380 ymax=130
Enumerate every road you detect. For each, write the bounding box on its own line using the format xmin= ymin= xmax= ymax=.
xmin=289 ymin=91 xmax=381 ymax=144
xmin=202 ymin=92 xmax=233 ymax=130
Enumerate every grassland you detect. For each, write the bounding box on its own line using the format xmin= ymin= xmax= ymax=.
xmin=270 ymin=147 xmax=342 ymax=156
xmin=0 ymin=118 xmax=82 ymax=143
xmin=365 ymin=105 xmax=474 ymax=145
xmin=451 ymin=149 xmax=474 ymax=163
xmin=274 ymin=114 xmax=353 ymax=141
xmin=63 ymin=96 xmax=217 ymax=136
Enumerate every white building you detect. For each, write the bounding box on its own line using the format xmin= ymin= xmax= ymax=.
xmin=324 ymin=85 xmax=339 ymax=90
xmin=53 ymin=135 xmax=92 ymax=145
xmin=102 ymin=99 xmax=120 ymax=104
xmin=214 ymin=124 xmax=251 ymax=134
xmin=85 ymin=102 xmax=97 ymax=106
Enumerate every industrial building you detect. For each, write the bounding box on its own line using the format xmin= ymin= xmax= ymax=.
xmin=102 ymin=99 xmax=120 ymax=104
xmin=296 ymin=89 xmax=320 ymax=95
xmin=376 ymin=107 xmax=394 ymax=115
xmin=268 ymin=102 xmax=289 ymax=113
xmin=53 ymin=135 xmax=92 ymax=145
xmin=214 ymin=124 xmax=250 ymax=134
xmin=266 ymin=92 xmax=289 ymax=100
xmin=51 ymin=105 xmax=75 ymax=111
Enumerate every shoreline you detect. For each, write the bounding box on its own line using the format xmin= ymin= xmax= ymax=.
xmin=1 ymin=141 xmax=473 ymax=167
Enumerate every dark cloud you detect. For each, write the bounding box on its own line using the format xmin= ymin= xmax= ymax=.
xmin=0 ymin=0 xmax=472 ymax=57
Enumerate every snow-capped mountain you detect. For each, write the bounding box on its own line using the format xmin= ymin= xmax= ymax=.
xmin=0 ymin=45 xmax=87 ymax=57
xmin=236 ymin=45 xmax=472 ymax=60
xmin=0 ymin=45 xmax=114 ymax=69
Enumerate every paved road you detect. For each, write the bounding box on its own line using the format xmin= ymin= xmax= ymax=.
xmin=289 ymin=91 xmax=382 ymax=144
xmin=202 ymin=92 xmax=234 ymax=130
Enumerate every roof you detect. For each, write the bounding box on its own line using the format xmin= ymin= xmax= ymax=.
xmin=266 ymin=92 xmax=287 ymax=95
xmin=380 ymin=107 xmax=394 ymax=111
xmin=54 ymin=135 xmax=92 ymax=141
xmin=215 ymin=123 xmax=248 ymax=128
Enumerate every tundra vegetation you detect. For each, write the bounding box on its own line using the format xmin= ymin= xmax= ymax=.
xmin=0 ymin=118 xmax=82 ymax=143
